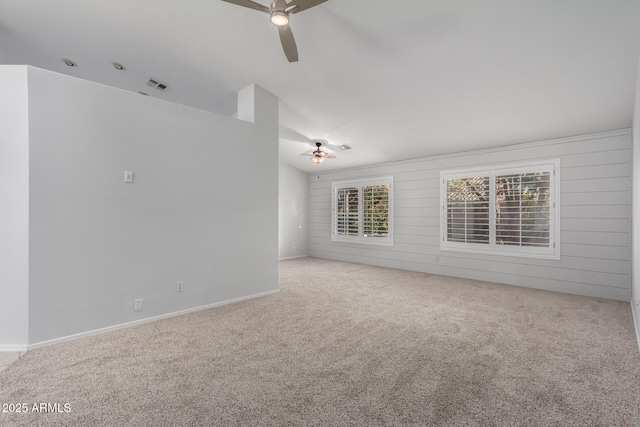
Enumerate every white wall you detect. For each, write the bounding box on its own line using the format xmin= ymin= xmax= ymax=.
xmin=632 ymin=55 xmax=640 ymax=343
xmin=309 ymin=130 xmax=632 ymax=301
xmin=279 ymin=162 xmax=308 ymax=260
xmin=21 ymin=67 xmax=279 ymax=345
xmin=0 ymin=67 xmax=29 ymax=350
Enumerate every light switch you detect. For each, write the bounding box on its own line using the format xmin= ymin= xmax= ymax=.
xmin=124 ymin=171 xmax=134 ymax=183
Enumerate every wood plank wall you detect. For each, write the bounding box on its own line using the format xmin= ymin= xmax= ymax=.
xmin=308 ymin=129 xmax=632 ymax=301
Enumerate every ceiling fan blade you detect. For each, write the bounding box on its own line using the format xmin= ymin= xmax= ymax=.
xmin=286 ymin=0 xmax=329 ymax=13
xmin=220 ymin=0 xmax=269 ymax=13
xmin=301 ymin=152 xmax=336 ymax=159
xmin=278 ymin=25 xmax=299 ymax=62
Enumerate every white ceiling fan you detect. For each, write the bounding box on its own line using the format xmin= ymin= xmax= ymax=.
xmin=220 ymin=0 xmax=329 ymax=62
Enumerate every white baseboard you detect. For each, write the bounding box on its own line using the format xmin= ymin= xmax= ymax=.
xmin=0 ymin=345 xmax=28 ymax=352
xmin=631 ymin=300 xmax=640 ymax=353
xmin=28 ymin=288 xmax=280 ymax=350
xmin=279 ymin=255 xmax=308 ymax=261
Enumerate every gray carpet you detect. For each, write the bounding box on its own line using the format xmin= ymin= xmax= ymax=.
xmin=1 ymin=257 xmax=639 ymax=426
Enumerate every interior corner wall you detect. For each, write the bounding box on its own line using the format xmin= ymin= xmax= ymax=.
xmin=25 ymin=67 xmax=279 ymax=345
xmin=632 ymin=52 xmax=640 ymax=342
xmin=278 ymin=162 xmax=309 ymax=260
xmin=0 ymin=66 xmax=29 ymax=350
xmin=309 ymin=129 xmax=632 ymax=301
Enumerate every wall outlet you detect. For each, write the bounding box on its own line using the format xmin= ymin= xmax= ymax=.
xmin=134 ymin=299 xmax=143 ymax=312
xmin=176 ymin=281 xmax=184 ymax=292
xmin=124 ymin=171 xmax=134 ymax=183
xmin=435 ymin=255 xmax=440 ymax=263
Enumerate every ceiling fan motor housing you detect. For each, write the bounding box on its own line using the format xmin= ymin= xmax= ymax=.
xmin=270 ymin=0 xmax=287 ymax=12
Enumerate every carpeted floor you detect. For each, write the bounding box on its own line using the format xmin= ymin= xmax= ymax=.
xmin=1 ymin=257 xmax=639 ymax=426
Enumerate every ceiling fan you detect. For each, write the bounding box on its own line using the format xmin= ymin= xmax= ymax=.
xmin=221 ymin=0 xmax=328 ymax=62
xmin=301 ymin=141 xmax=336 ymax=163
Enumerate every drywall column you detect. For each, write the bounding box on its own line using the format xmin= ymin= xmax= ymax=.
xmin=632 ymin=53 xmax=640 ymax=341
xmin=0 ymin=66 xmax=29 ymax=350
xmin=238 ymin=83 xmax=280 ymax=268
xmin=238 ymin=84 xmax=279 ymax=135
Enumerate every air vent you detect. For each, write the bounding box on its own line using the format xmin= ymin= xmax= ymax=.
xmin=337 ymin=144 xmax=352 ymax=151
xmin=146 ymin=78 xmax=169 ymax=92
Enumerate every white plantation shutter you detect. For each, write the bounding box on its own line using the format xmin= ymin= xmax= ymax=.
xmin=441 ymin=161 xmax=559 ymax=259
xmin=332 ymin=177 xmax=393 ymax=245
xmin=335 ymin=187 xmax=359 ymax=236
xmin=495 ymin=171 xmax=551 ymax=248
xmin=363 ymin=185 xmax=390 ymax=238
xmin=446 ymin=177 xmax=490 ymax=244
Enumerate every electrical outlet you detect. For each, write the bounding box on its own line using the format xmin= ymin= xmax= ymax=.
xmin=176 ymin=281 xmax=184 ymax=292
xmin=134 ymin=299 xmax=143 ymax=312
xmin=124 ymin=171 xmax=134 ymax=183
xmin=435 ymin=255 xmax=440 ymax=263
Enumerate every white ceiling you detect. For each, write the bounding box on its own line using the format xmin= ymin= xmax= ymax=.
xmin=1 ymin=0 xmax=640 ymax=172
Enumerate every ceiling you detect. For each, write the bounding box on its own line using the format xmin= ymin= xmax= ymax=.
xmin=1 ymin=0 xmax=640 ymax=172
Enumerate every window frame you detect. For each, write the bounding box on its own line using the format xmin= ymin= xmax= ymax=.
xmin=440 ymin=160 xmax=560 ymax=260
xmin=331 ymin=176 xmax=394 ymax=246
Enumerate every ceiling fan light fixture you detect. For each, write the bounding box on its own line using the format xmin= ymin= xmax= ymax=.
xmin=311 ymin=156 xmax=324 ymax=164
xmin=270 ymin=11 xmax=289 ymax=26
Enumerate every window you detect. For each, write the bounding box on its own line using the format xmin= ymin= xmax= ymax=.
xmin=332 ymin=177 xmax=393 ymax=245
xmin=441 ymin=160 xmax=559 ymax=259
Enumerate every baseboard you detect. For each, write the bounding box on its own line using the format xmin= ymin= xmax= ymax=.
xmin=28 ymin=288 xmax=280 ymax=350
xmin=631 ymin=300 xmax=640 ymax=353
xmin=279 ymin=255 xmax=309 ymax=261
xmin=0 ymin=345 xmax=28 ymax=352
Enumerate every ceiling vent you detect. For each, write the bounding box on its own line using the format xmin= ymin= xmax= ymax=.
xmin=146 ymin=78 xmax=169 ymax=91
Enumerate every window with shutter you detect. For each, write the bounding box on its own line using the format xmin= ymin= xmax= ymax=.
xmin=332 ymin=177 xmax=393 ymax=245
xmin=446 ymin=177 xmax=490 ymax=244
xmin=495 ymin=171 xmax=551 ymax=248
xmin=335 ymin=187 xmax=359 ymax=236
xmin=441 ymin=161 xmax=559 ymax=259
xmin=363 ymin=185 xmax=390 ymax=238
